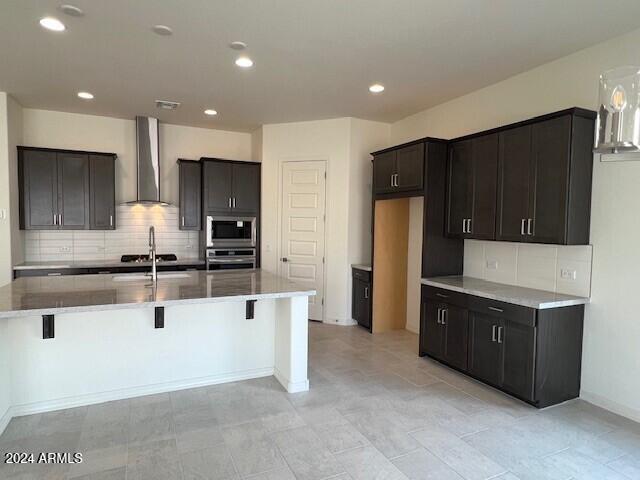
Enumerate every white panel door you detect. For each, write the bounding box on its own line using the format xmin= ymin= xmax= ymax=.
xmin=280 ymin=161 xmax=326 ymax=320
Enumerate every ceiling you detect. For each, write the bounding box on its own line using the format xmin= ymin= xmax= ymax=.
xmin=2 ymin=1 xmax=640 ymax=132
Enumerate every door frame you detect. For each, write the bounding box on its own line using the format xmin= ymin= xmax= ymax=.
xmin=277 ymin=158 xmax=328 ymax=322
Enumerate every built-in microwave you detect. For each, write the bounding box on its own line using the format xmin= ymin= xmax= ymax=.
xmin=206 ymin=216 xmax=256 ymax=248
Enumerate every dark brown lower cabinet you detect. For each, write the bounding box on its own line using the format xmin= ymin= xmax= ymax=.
xmin=420 ymin=285 xmax=583 ymax=408
xmin=352 ymin=268 xmax=372 ymax=330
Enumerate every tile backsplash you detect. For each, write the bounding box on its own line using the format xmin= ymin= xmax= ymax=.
xmin=24 ymin=205 xmax=200 ymax=262
xmin=463 ymin=239 xmax=592 ymax=297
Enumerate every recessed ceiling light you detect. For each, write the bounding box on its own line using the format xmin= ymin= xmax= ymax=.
xmin=235 ymin=56 xmax=253 ymax=68
xmin=369 ymin=84 xmax=385 ymax=93
xmin=204 ymin=109 xmax=218 ymax=116
xmin=39 ymin=17 xmax=65 ymax=32
xmin=229 ymin=41 xmax=247 ymax=50
xmin=77 ymin=91 xmax=94 ymax=100
xmin=152 ymin=24 xmax=173 ymax=36
xmin=59 ymin=4 xmax=84 ymax=17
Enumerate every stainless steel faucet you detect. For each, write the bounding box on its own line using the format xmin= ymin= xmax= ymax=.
xmin=148 ymin=226 xmax=157 ymax=282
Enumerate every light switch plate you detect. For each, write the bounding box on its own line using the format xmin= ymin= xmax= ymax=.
xmin=486 ymin=259 xmax=498 ymax=270
xmin=560 ymin=268 xmax=577 ymax=280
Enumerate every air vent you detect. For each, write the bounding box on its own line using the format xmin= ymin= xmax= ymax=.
xmin=155 ymin=100 xmax=180 ymax=110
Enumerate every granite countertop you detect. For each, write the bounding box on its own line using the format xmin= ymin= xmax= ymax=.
xmin=351 ymin=264 xmax=372 ymax=272
xmin=0 ymin=269 xmax=315 ymax=318
xmin=13 ymin=258 xmax=205 ymax=270
xmin=421 ymin=276 xmax=589 ymax=309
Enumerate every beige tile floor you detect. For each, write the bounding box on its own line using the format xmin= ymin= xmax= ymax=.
xmin=1 ymin=322 xmax=639 ymax=479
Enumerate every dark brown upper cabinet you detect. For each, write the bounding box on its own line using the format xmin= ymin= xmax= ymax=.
xmin=372 ymin=143 xmax=424 ymax=197
xmin=201 ymin=159 xmax=261 ymax=216
xmin=178 ymin=160 xmax=202 ymax=230
xmin=446 ymin=134 xmax=498 ymax=240
xmin=19 ymin=147 xmax=116 ymax=231
xmin=497 ymin=111 xmax=595 ymax=244
xmin=89 ymin=154 xmax=116 ymax=230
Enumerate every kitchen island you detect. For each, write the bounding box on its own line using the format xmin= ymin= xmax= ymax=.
xmin=0 ymin=269 xmax=314 ymax=434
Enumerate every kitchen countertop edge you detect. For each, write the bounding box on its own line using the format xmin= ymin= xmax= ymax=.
xmin=421 ymin=276 xmax=590 ymax=310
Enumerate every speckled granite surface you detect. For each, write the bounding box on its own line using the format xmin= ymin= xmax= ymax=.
xmin=421 ymin=276 xmax=589 ymax=309
xmin=13 ymin=258 xmax=205 ymax=270
xmin=0 ymin=269 xmax=315 ymax=318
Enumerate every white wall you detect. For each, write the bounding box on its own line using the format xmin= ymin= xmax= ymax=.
xmin=406 ymin=197 xmax=423 ymax=333
xmin=390 ymin=27 xmax=640 ymax=420
xmin=260 ymin=117 xmax=389 ymax=324
xmin=0 ymin=93 xmax=10 ymax=286
xmin=22 ymin=109 xmax=254 ymax=205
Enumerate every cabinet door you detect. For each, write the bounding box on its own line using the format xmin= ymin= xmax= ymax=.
xmin=446 ymin=140 xmax=473 ymax=237
xmin=90 ymin=155 xmax=116 ymax=230
xmin=203 ymin=161 xmax=232 ymax=213
xmin=396 ymin=143 xmax=424 ymax=192
xmin=20 ymin=150 xmax=58 ymax=229
xmin=471 ymin=134 xmax=498 ymax=240
xmin=421 ymin=299 xmax=444 ymax=359
xmin=352 ymin=278 xmax=371 ymax=328
xmin=528 ymin=116 xmax=571 ymax=244
xmin=373 ymin=151 xmax=397 ymax=194
xmin=442 ymin=304 xmax=469 ymax=371
xmin=469 ymin=312 xmax=502 ymax=386
xmin=501 ymin=321 xmax=536 ymax=401
xmin=57 ymin=152 xmax=90 ymax=229
xmin=496 ymin=126 xmax=531 ymax=242
xmin=179 ymin=161 xmax=202 ymax=230
xmin=232 ymin=163 xmax=260 ymax=214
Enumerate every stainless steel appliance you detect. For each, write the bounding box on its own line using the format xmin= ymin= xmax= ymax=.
xmin=206 ymin=216 xmax=256 ymax=248
xmin=206 ymin=248 xmax=256 ymax=271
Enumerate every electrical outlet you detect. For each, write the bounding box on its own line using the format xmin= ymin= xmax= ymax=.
xmin=486 ymin=259 xmax=498 ymax=270
xmin=60 ymin=246 xmax=71 ymax=253
xmin=560 ymin=268 xmax=577 ymax=280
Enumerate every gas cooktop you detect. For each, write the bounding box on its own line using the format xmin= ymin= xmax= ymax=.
xmin=120 ymin=254 xmax=178 ymax=263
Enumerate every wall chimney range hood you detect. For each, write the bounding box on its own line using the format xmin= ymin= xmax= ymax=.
xmin=127 ymin=116 xmax=169 ymax=205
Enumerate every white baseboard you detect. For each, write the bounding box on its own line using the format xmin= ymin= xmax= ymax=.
xmin=7 ymin=367 xmax=274 ymax=421
xmin=0 ymin=407 xmax=11 ymax=437
xmin=580 ymin=390 xmax=640 ymax=423
xmin=323 ymin=317 xmax=357 ymax=326
xmin=274 ymin=368 xmax=309 ymax=393
xmin=405 ymin=323 xmax=419 ymax=334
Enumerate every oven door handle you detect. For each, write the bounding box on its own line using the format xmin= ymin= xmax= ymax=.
xmin=207 ymin=258 xmax=256 ymax=263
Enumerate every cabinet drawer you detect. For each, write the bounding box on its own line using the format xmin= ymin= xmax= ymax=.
xmin=422 ymin=285 xmax=467 ymax=309
xmin=352 ymin=268 xmax=371 ymax=282
xmin=467 ymin=295 xmax=536 ymax=327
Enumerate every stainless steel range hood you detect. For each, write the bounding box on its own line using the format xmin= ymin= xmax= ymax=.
xmin=127 ymin=116 xmax=168 ymax=205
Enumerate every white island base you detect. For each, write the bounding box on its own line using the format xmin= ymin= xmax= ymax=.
xmin=0 ymin=296 xmax=309 ymax=429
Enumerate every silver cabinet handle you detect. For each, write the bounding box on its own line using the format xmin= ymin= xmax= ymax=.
xmin=497 ymin=326 xmax=504 ymax=344
xmin=364 ymin=287 xmax=369 ymax=299
xmin=110 ymin=215 xmax=113 ymax=227
xmin=59 ymin=214 xmax=62 ymax=226
xmin=492 ymin=325 xmax=497 ymax=342
xmin=521 ymin=219 xmax=526 ymax=235
xmin=488 ymin=306 xmax=504 ymax=313
xmin=395 ymin=174 xmax=399 ymax=187
xmin=233 ymin=197 xmax=236 ymax=208
xmin=467 ymin=218 xmax=472 ymax=234
xmin=228 ymin=197 xmax=232 ymax=208
xmin=181 ymin=216 xmax=185 ymax=227
xmin=441 ymin=309 xmax=447 ymax=326
xmin=53 ymin=213 xmax=57 ymax=225
xmin=390 ymin=174 xmax=394 ymax=187
xmin=436 ymin=293 xmax=449 ymax=299
xmin=462 ymin=219 xmax=466 ymax=233
xmin=47 ymin=272 xmax=62 ymax=276
xmin=436 ymin=307 xmax=442 ymax=324
xmin=527 ymin=218 xmax=533 ymax=236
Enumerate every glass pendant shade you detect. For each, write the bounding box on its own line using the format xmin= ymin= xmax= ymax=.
xmin=594 ymin=66 xmax=640 ymax=153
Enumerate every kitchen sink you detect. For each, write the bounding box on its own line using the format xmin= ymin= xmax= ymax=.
xmin=112 ymin=273 xmax=191 ymax=282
